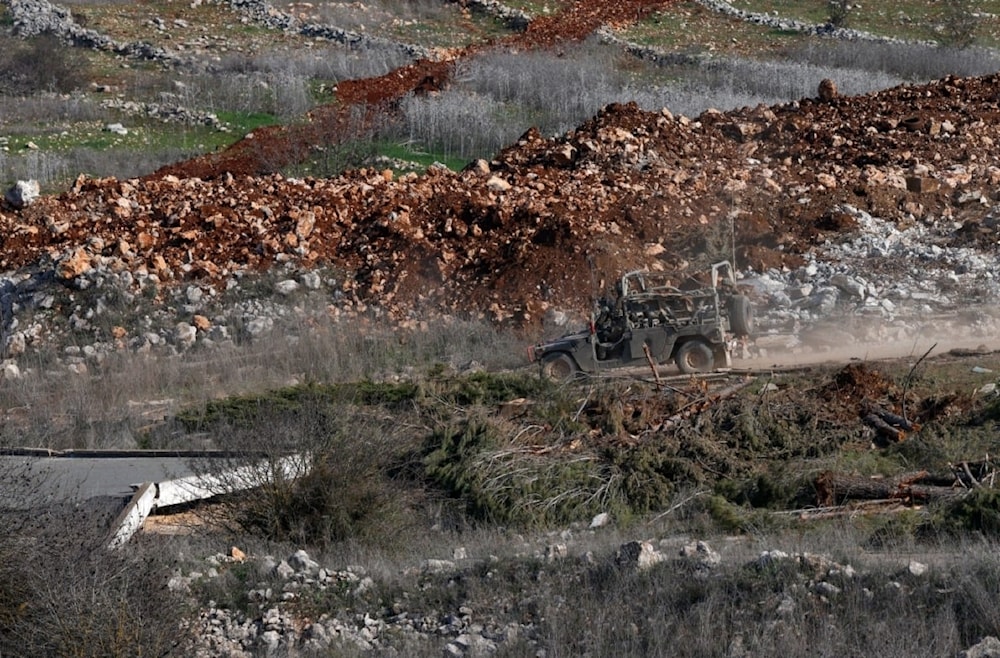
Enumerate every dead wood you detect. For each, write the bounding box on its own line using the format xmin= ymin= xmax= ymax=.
xmin=862 ymin=403 xmax=921 ymax=444
xmin=815 ymin=470 xmax=964 ymax=506
xmin=642 ymin=343 xmax=662 ymax=391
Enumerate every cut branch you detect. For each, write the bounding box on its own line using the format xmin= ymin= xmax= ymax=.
xmin=815 ymin=470 xmax=964 ymax=506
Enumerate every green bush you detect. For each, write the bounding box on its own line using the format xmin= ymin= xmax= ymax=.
xmin=937 ymin=488 xmax=1000 ymax=537
xmin=193 ymin=398 xmax=421 ymax=548
xmin=423 ymin=418 xmax=627 ymax=526
xmin=826 ymin=0 xmax=851 ymax=27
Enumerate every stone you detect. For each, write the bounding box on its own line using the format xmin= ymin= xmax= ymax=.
xmin=830 ymin=273 xmax=866 ymax=300
xmin=962 ymin=636 xmax=1000 ymax=658
xmin=275 ymin=279 xmax=299 ymax=296
xmin=245 ymin=317 xmax=274 ymax=337
xmin=815 ymin=173 xmax=837 ymax=189
xmin=818 ymin=78 xmax=837 ymax=101
xmin=56 ymin=249 xmax=92 ymax=280
xmin=679 ymin=540 xmax=721 ymax=571
xmin=813 ymin=581 xmax=841 ymax=597
xmin=185 ymin=286 xmax=204 ymax=304
xmin=486 ymin=176 xmax=511 ymax=192
xmin=174 ymin=322 xmax=197 ymax=348
xmin=5 ymin=180 xmax=40 ymax=208
xmin=589 ymin=512 xmax=610 ymax=528
xmin=4 ymin=332 xmax=26 ymax=356
xmin=288 ymin=549 xmax=319 ymax=573
xmin=421 ymin=558 xmax=455 ymax=573
xmin=274 ymin=560 xmax=295 ymax=579
xmin=301 ymin=271 xmax=322 ymax=290
xmin=615 ymin=541 xmax=663 ymax=570
xmin=551 ymin=144 xmax=576 ymax=166
xmin=2 ymin=362 xmax=21 ymax=380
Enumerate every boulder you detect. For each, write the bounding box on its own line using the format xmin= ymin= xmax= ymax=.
xmin=5 ymin=180 xmax=40 ymax=209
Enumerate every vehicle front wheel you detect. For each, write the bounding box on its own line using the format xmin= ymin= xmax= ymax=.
xmin=675 ymin=341 xmax=714 ymax=374
xmin=541 ymin=353 xmax=579 ymax=381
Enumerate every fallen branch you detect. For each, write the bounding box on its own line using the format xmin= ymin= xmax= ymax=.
xmin=652 ymin=378 xmax=754 ymax=434
xmin=642 ymin=343 xmax=662 ymax=391
xmin=862 ymin=403 xmax=921 ymax=444
xmin=814 ymin=470 xmax=964 ymax=506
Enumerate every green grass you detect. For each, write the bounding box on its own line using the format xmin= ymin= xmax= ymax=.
xmin=376 ymin=140 xmax=470 ymax=171
xmin=624 ymin=1 xmax=812 ymax=56
xmin=743 ymin=0 xmax=1000 ymax=46
xmin=1 ymin=114 xmax=260 ymax=154
xmin=499 ymin=0 xmax=566 ymax=14
xmin=627 ymin=0 xmax=1000 ymax=52
xmin=281 ymin=137 xmax=471 ymax=179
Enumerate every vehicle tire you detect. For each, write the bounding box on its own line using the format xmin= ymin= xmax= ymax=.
xmin=728 ymin=294 xmax=754 ymax=337
xmin=541 ymin=353 xmax=579 ymax=381
xmin=675 ymin=341 xmax=715 ymax=374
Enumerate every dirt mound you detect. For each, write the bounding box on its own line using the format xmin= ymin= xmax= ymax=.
xmin=824 ymin=363 xmax=897 ymax=405
xmin=3 ymin=4 xmax=1000 ymax=332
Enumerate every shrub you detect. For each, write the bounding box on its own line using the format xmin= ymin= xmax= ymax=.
xmin=826 ymin=0 xmax=851 ymax=28
xmin=936 ymin=0 xmax=978 ymax=48
xmin=0 ymin=499 xmax=184 ymax=658
xmin=0 ymin=34 xmax=83 ymax=95
xmin=189 ymin=393 xmax=424 ymax=549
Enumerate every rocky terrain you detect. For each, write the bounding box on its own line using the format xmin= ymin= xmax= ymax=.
xmin=0 ymin=0 xmax=998 ymax=371
xmin=173 ymin=541 xmax=934 ymax=657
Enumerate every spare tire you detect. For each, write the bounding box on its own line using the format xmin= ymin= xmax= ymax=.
xmin=728 ymin=295 xmax=754 ymax=337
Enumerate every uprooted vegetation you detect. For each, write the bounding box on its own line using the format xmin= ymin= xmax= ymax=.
xmin=0 ymin=351 xmax=986 ymax=656
xmin=155 ymin=349 xmax=1000 ymax=541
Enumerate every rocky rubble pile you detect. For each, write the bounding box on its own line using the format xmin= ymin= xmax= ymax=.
xmin=3 ymin=71 xmax=1000 ymax=368
xmin=175 ymin=540 xmax=723 ymax=656
xmin=746 ymin=202 xmax=1000 ymax=354
xmin=171 ymin=539 xmax=970 ymax=657
xmin=5 ymin=0 xmax=1000 ymax=369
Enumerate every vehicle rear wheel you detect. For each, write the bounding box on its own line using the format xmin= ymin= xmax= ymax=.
xmin=541 ymin=353 xmax=579 ymax=381
xmin=728 ymin=294 xmax=754 ymax=337
xmin=675 ymin=341 xmax=715 ymax=374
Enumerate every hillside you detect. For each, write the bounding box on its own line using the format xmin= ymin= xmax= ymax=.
xmin=0 ymin=0 xmax=996 ymax=406
xmin=5 ymin=3 xmax=1000 ymax=657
